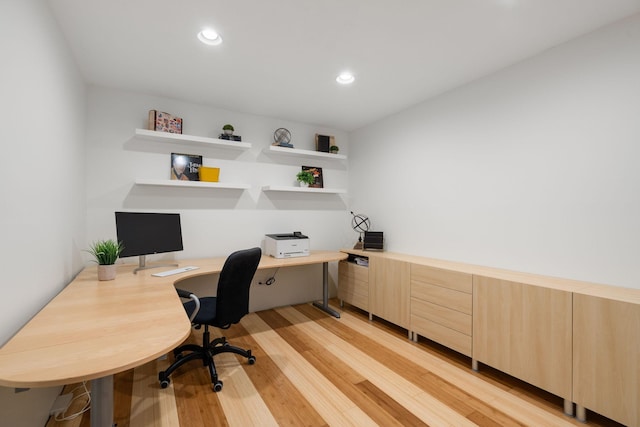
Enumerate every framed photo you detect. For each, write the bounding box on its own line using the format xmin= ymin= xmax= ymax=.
xmin=171 ymin=153 xmax=202 ymax=181
xmin=149 ymin=110 xmax=183 ymax=134
xmin=302 ymin=166 xmax=323 ymax=188
xmin=315 ymin=134 xmax=335 ymax=153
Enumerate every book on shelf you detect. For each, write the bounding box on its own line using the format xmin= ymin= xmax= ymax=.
xmin=218 ymin=134 xmax=242 ymax=141
xmin=149 ymin=110 xmax=183 ymax=134
xmin=302 ymin=166 xmax=323 ymax=188
xmin=171 ymin=153 xmax=202 ymax=181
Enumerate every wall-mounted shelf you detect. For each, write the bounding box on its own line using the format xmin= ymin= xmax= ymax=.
xmin=135 ymin=178 xmax=250 ymax=190
xmin=264 ymin=145 xmax=346 ymax=160
xmin=135 ymin=129 xmax=251 ymax=150
xmin=262 ymin=185 xmax=346 ymax=194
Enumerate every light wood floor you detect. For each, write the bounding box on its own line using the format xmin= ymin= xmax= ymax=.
xmin=48 ymin=301 xmax=624 ymax=427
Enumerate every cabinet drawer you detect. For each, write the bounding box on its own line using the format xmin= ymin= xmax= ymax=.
xmin=411 ymin=298 xmax=471 ymax=336
xmin=338 ymin=272 xmax=369 ymax=310
xmin=411 ymin=315 xmax=472 ymax=356
xmin=411 ymin=281 xmax=472 ymax=315
xmin=411 ymin=264 xmax=471 ymax=294
xmin=339 ymin=261 xmax=369 ymax=282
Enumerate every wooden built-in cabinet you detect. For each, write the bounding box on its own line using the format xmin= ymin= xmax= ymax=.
xmin=473 ymin=276 xmax=573 ymax=400
xmin=411 ymin=265 xmax=472 ymax=356
xmin=338 ymin=248 xmax=640 ymax=426
xmin=338 ymin=260 xmax=369 ymax=311
xmin=370 ymin=257 xmax=410 ymax=328
xmin=573 ymin=292 xmax=640 ymax=426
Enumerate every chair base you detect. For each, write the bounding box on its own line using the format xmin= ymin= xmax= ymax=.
xmin=159 ymin=326 xmax=256 ymax=392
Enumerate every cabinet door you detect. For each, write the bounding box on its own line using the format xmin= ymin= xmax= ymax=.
xmin=370 ymin=257 xmax=410 ymax=328
xmin=473 ymin=275 xmax=572 ymax=399
xmin=338 ymin=261 xmax=369 ymax=311
xmin=573 ymin=294 xmax=640 ymax=426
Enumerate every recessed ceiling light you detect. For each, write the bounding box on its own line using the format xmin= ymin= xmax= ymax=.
xmin=336 ymin=72 xmax=355 ymax=85
xmin=198 ymin=28 xmax=222 ymax=46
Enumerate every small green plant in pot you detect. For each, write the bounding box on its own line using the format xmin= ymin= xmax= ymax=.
xmin=329 ymin=145 xmax=339 ymax=154
xmin=296 ymin=170 xmax=315 ymax=187
xmin=86 ymin=239 xmax=124 ymax=281
xmin=222 ymin=124 xmax=234 ymax=135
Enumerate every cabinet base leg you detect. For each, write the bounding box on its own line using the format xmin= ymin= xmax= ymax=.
xmin=472 ymin=359 xmax=479 ymax=371
xmin=576 ymin=405 xmax=587 ymax=423
xmin=563 ymin=399 xmax=574 ymax=417
xmin=368 ymin=312 xmax=373 ymax=321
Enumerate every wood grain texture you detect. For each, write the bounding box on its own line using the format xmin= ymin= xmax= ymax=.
xmin=370 ymin=257 xmax=410 ymax=328
xmin=473 ymin=275 xmax=572 ymax=399
xmin=573 ymin=294 xmax=640 ymax=427
xmin=48 ymin=302 xmax=624 ymax=427
xmin=338 ymin=261 xmax=369 ymax=310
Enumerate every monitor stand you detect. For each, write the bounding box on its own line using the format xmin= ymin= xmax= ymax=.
xmin=132 ymin=255 xmax=179 ymax=274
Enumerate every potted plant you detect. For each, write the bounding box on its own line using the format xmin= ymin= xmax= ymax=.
xmin=222 ymin=124 xmax=234 ymax=135
xmin=86 ymin=239 xmax=124 ymax=281
xmin=296 ymin=170 xmax=315 ymax=187
xmin=330 ymin=145 xmax=339 ymax=154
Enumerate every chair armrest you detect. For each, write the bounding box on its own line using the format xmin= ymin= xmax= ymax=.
xmin=176 ymin=288 xmax=200 ymax=323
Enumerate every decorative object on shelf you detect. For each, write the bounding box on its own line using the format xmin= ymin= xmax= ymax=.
xmin=302 ymin=166 xmax=323 ymax=188
xmin=171 ymin=153 xmax=202 ymax=181
xmin=296 ymin=170 xmax=315 ymax=187
xmin=315 ymin=134 xmax=335 ymax=153
xmin=222 ymin=124 xmax=234 ymax=135
xmin=148 ymin=110 xmax=183 ymax=134
xmin=330 ymin=145 xmax=339 ymax=154
xmin=350 ymin=211 xmax=371 ymax=249
xmin=199 ymin=166 xmax=220 ymax=182
xmin=85 ymin=239 xmax=124 ymax=281
xmin=363 ymin=231 xmax=384 ymax=250
xmin=273 ymin=127 xmax=293 ymax=148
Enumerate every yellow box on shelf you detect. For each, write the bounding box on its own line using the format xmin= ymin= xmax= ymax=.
xmin=199 ymin=166 xmax=220 ymax=182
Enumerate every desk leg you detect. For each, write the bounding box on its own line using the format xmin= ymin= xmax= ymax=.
xmin=91 ymin=375 xmax=114 ymax=427
xmin=312 ymin=262 xmax=341 ymax=318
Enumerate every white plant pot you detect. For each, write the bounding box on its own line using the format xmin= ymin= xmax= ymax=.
xmin=299 ymin=181 xmax=309 ymax=188
xmin=97 ymin=264 xmax=117 ymax=281
xmin=223 ymin=129 xmax=233 ymax=135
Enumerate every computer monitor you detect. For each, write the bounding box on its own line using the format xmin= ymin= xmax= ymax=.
xmin=115 ymin=211 xmax=184 ymax=273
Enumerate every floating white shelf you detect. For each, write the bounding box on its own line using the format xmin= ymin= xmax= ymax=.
xmin=261 ymin=185 xmax=347 ymax=194
xmin=135 ymin=129 xmax=251 ymax=150
xmin=135 ymin=178 xmax=250 ymax=190
xmin=264 ymin=145 xmax=346 ymax=160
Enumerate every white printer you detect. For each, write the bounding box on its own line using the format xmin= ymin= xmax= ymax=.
xmin=265 ymin=232 xmax=310 ymax=258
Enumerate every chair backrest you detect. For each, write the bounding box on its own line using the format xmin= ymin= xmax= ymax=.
xmin=214 ymin=247 xmax=262 ymax=328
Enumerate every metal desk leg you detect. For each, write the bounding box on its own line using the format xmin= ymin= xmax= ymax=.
xmin=91 ymin=375 xmax=114 ymax=427
xmin=313 ymin=262 xmax=341 ymax=318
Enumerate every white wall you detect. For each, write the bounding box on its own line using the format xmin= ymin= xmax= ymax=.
xmin=0 ymin=0 xmax=86 ymax=425
xmin=85 ymin=86 xmax=353 ymax=308
xmin=350 ymin=13 xmax=640 ymax=289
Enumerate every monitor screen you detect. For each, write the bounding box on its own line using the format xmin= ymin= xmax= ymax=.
xmin=115 ymin=212 xmax=184 ymax=258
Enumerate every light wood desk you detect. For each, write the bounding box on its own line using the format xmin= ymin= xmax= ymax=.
xmin=0 ymin=250 xmax=346 ymax=427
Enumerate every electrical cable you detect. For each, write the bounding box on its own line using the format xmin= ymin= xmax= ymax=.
xmin=54 ymin=381 xmax=91 ymax=421
xmin=259 ymin=268 xmax=279 ymax=285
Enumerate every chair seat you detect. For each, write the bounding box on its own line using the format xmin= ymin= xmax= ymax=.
xmin=184 ymin=297 xmax=217 ymax=325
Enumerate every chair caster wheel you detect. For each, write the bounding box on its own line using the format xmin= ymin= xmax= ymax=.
xmin=159 ymin=373 xmax=170 ymax=389
xmin=213 ymin=380 xmax=223 ymax=392
xmin=248 ymin=356 xmax=256 ymax=365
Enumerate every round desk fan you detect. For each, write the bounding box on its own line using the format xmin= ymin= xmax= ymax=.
xmin=350 ymin=211 xmax=370 ymax=249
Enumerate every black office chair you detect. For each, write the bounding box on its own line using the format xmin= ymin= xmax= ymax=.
xmin=159 ymin=247 xmax=262 ymax=392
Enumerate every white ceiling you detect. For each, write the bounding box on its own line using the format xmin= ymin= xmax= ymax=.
xmin=48 ymin=0 xmax=640 ymax=131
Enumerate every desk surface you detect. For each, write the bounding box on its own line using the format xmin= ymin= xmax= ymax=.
xmin=0 ymin=251 xmax=346 ymax=388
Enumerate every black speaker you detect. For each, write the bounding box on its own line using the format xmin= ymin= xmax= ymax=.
xmin=363 ymin=231 xmax=384 ymax=250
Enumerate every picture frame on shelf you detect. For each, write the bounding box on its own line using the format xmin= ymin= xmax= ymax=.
xmin=149 ymin=110 xmax=183 ymax=134
xmin=171 ymin=153 xmax=202 ymax=181
xmin=315 ymin=134 xmax=335 ymax=153
xmin=302 ymin=165 xmax=323 ymax=188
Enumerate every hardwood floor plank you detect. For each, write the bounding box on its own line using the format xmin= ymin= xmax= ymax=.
xmin=114 ymin=369 xmax=134 ymax=427
xmin=241 ymin=312 xmax=379 ymax=426
xmin=129 ymin=358 xmax=179 ymax=427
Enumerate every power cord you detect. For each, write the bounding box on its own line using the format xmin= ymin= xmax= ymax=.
xmin=259 ymin=268 xmax=279 ymax=286
xmin=54 ymin=381 xmax=91 ymax=421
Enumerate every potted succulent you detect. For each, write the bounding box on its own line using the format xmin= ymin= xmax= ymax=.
xmin=86 ymin=239 xmax=124 ymax=281
xmin=296 ymin=170 xmax=315 ymax=187
xmin=222 ymin=124 xmax=234 ymax=135
xmin=330 ymin=145 xmax=339 ymax=154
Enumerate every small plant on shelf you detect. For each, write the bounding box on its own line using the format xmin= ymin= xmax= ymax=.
xmin=296 ymin=170 xmax=315 ymax=187
xmin=330 ymin=145 xmax=339 ymax=154
xmin=222 ymin=124 xmax=234 ymax=135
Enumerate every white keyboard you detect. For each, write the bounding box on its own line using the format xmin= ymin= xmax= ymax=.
xmin=152 ymin=266 xmax=199 ymax=277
